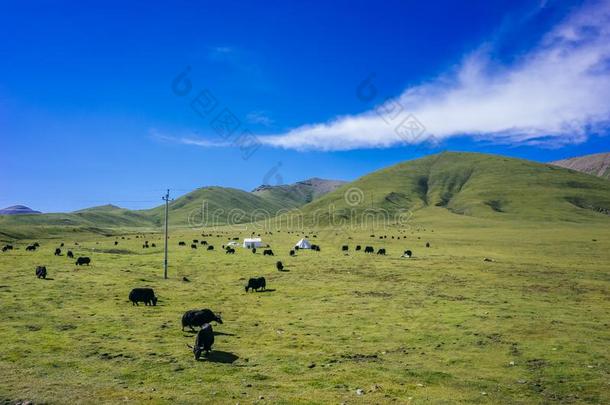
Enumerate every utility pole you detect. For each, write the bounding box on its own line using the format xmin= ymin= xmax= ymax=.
xmin=162 ymin=189 xmax=171 ymax=279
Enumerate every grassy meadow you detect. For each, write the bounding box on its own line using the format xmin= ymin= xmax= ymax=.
xmin=0 ymin=208 xmax=609 ymax=404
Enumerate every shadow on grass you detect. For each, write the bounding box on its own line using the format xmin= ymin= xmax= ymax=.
xmin=258 ymin=289 xmax=276 ymax=293
xmin=199 ymin=350 xmax=239 ymax=364
xmin=277 ymin=269 xmax=290 ymax=272
xmin=214 ymin=331 xmax=236 ymax=337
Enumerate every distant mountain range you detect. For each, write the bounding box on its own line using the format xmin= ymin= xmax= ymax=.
xmin=551 ymin=152 xmax=610 ymax=179
xmin=252 ymin=177 xmax=347 ymax=208
xmin=1 ymin=153 xmax=609 ymax=238
xmin=0 ymin=178 xmax=347 ymax=237
xmin=0 ymin=205 xmax=41 ymax=215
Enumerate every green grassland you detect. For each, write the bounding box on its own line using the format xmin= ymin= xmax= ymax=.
xmin=1 ymin=207 xmax=609 ymax=404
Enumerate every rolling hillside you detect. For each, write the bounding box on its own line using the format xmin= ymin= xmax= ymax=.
xmin=252 ymin=178 xmax=347 ymax=208
xmin=297 ymin=152 xmax=610 ymax=224
xmin=551 ymin=152 xmax=610 ymax=179
xmin=143 ymin=186 xmax=289 ymax=227
xmin=3 ymin=152 xmax=610 ymax=239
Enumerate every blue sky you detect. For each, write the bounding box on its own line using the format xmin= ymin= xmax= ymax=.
xmin=1 ymin=0 xmax=609 ymax=212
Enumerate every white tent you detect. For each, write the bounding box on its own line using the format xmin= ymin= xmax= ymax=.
xmin=243 ymin=238 xmax=263 ymax=248
xmin=294 ymin=238 xmax=312 ymax=249
xmin=227 ymin=241 xmax=239 ymax=247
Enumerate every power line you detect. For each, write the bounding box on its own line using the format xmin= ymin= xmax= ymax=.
xmin=161 ymin=189 xmax=173 ymax=279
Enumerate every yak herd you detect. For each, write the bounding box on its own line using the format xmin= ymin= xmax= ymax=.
xmin=3 ymin=233 xmax=426 ymax=361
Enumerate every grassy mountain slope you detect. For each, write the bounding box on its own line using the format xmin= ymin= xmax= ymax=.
xmin=551 ymin=152 xmax=610 ymax=179
xmin=298 ymin=152 xmax=610 ymax=223
xmin=252 ymin=178 xmax=347 ymax=208
xmin=143 ymin=186 xmax=289 ymax=227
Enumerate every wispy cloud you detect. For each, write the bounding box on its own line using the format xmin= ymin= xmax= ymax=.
xmin=150 ymin=129 xmax=230 ymax=148
xmin=246 ymin=111 xmax=274 ymax=126
xmin=258 ymin=0 xmax=610 ymax=151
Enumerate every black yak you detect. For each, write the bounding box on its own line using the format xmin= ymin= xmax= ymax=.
xmin=356 ymin=245 xmax=361 ymax=251
xmin=364 ymin=246 xmax=374 ymax=253
xmin=245 ymin=277 xmax=266 ymax=292
xmin=377 ymin=248 xmax=386 ymax=255
xmin=342 ymin=245 xmax=349 ymax=252
xmin=26 ymin=245 xmax=37 ymax=251
xmin=189 ymin=323 xmax=214 ymax=360
xmin=66 ymin=250 xmax=74 ymax=258
xmin=289 ymin=249 xmax=295 ymax=256
xmin=128 ymin=288 xmax=157 ymax=306
xmin=179 ymin=241 xmax=186 ymax=246
xmin=35 ymin=266 xmax=47 ymax=279
xmin=403 ymin=250 xmax=412 ymax=258
xmin=207 ymin=245 xmax=214 ymax=251
xmin=191 ymin=244 xmax=197 ymax=249
xmin=263 ymin=249 xmax=274 ymax=256
xmin=225 ymin=247 xmax=235 ymax=254
xmin=276 ymin=261 xmax=284 ymax=271
xmin=181 ymin=309 xmax=223 ymax=331
xmin=54 ymin=248 xmax=61 ymax=256
xmin=75 ymin=257 xmax=91 ymax=266
xmin=426 ymin=242 xmax=430 ymax=248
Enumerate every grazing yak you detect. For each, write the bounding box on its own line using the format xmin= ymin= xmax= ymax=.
xmin=263 ymin=249 xmax=274 ymax=256
xmin=276 ymin=261 xmax=284 ymax=271
xmin=200 ymin=240 xmax=208 ymax=245
xmin=75 ymin=257 xmax=91 ymax=266
xmin=193 ymin=239 xmax=199 ymax=243
xmin=54 ymin=248 xmax=61 ymax=256
xmin=207 ymin=245 xmax=214 ymax=251
xmin=426 ymin=242 xmax=430 ymax=248
xmin=355 ymin=245 xmax=362 ymax=251
xmin=245 ymin=277 xmax=266 ymax=292
xmin=225 ymin=247 xmax=235 ymax=254
xmin=33 ymin=242 xmax=40 ymax=247
xmin=35 ymin=266 xmax=47 ymax=279
xmin=252 ymin=248 xmax=257 ymax=254
xmin=377 ymin=248 xmax=386 ymax=255
xmin=364 ymin=246 xmax=374 ymax=254
xmin=342 ymin=245 xmax=349 ymax=252
xmin=114 ymin=241 xmax=119 ymax=246
xmin=181 ymin=309 xmax=223 ymax=331
xmin=66 ymin=250 xmax=74 ymax=258
xmin=191 ymin=244 xmax=197 ymax=249
xmin=403 ymin=250 xmax=412 ymax=258
xmin=179 ymin=241 xmax=186 ymax=246
xmin=289 ymin=249 xmax=295 ymax=256
xmin=151 ymin=243 xmax=156 ymax=247
xmin=189 ymin=323 xmax=214 ymax=360
xmin=128 ymin=288 xmax=158 ymax=306
xmin=311 ymin=244 xmax=320 ymax=252
xmin=26 ymin=245 xmax=37 ymax=252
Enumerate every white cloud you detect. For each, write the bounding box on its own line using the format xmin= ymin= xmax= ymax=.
xmin=258 ymin=0 xmax=610 ymax=151
xmin=149 ymin=129 xmax=230 ymax=148
xmin=246 ymin=111 xmax=274 ymax=126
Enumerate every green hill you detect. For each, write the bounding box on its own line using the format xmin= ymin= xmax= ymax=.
xmin=297 ymin=151 xmax=610 ymax=224
xmin=3 ymin=152 xmax=610 ymax=240
xmin=252 ymin=178 xmax=347 ymax=208
xmin=143 ymin=186 xmax=290 ymax=227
